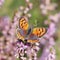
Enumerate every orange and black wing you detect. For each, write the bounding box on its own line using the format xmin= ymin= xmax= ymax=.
xmin=19 ymin=16 xmax=29 ymax=31
xmin=32 ymin=27 xmax=47 ymax=38
xmin=17 ymin=16 xmax=30 ymax=42
xmin=26 ymin=27 xmax=47 ymax=44
xmin=16 ymin=29 xmax=25 ymax=41
xmin=27 ymin=38 xmax=39 ymax=44
xmin=26 ymin=33 xmax=39 ymax=44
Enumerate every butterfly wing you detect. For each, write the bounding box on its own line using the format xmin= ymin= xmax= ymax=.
xmin=26 ymin=27 xmax=47 ymax=44
xmin=32 ymin=27 xmax=47 ymax=38
xmin=27 ymin=33 xmax=39 ymax=44
xmin=27 ymin=39 xmax=39 ymax=44
xmin=19 ymin=16 xmax=29 ymax=31
xmin=17 ymin=16 xmax=31 ymax=43
xmin=16 ymin=29 xmax=25 ymax=41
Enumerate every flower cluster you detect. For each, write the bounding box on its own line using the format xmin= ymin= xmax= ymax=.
xmin=39 ymin=13 xmax=60 ymax=60
xmin=0 ymin=0 xmax=5 ymax=8
xmin=0 ymin=0 xmax=33 ymax=60
xmin=15 ymin=41 xmax=40 ymax=60
xmin=40 ymin=0 xmax=57 ymax=15
xmin=0 ymin=16 xmax=18 ymax=60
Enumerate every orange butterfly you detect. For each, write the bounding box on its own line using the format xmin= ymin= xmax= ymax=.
xmin=17 ymin=16 xmax=47 ymax=44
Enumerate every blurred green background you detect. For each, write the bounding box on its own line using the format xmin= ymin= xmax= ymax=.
xmin=0 ymin=0 xmax=60 ymax=60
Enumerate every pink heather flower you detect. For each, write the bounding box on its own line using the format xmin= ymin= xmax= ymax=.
xmin=28 ymin=3 xmax=33 ymax=9
xmin=27 ymin=13 xmax=31 ymax=18
xmin=24 ymin=10 xmax=28 ymax=14
xmin=42 ymin=9 xmax=47 ymax=15
xmin=2 ymin=30 xmax=7 ymax=36
xmin=13 ymin=17 xmax=18 ymax=22
xmin=44 ymin=20 xmax=49 ymax=25
xmin=39 ymin=37 xmax=46 ymax=45
xmin=40 ymin=4 xmax=45 ymax=9
xmin=25 ymin=0 xmax=29 ymax=3
xmin=5 ymin=25 xmax=9 ymax=31
xmin=0 ymin=0 xmax=4 ymax=7
xmin=49 ymin=14 xmax=59 ymax=23
xmin=25 ymin=7 xmax=29 ymax=12
xmin=46 ymin=22 xmax=56 ymax=37
xmin=0 ymin=16 xmax=10 ymax=29
xmin=15 ymin=12 xmax=21 ymax=18
xmin=49 ymin=38 xmax=55 ymax=46
xmin=19 ymin=6 xmax=24 ymax=10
